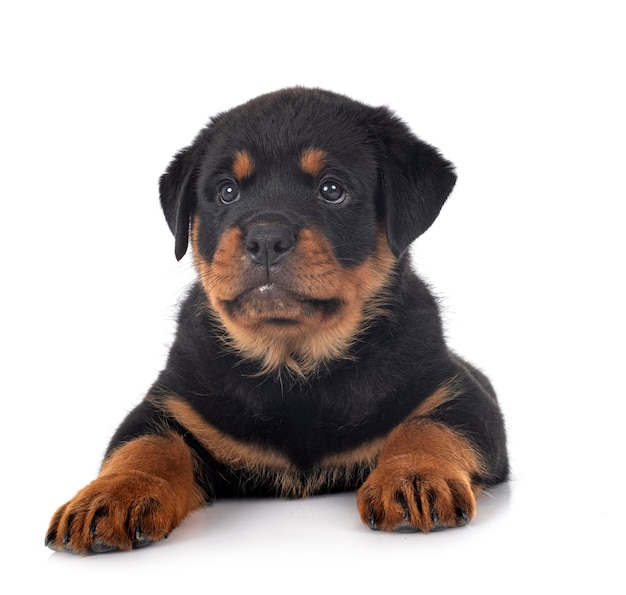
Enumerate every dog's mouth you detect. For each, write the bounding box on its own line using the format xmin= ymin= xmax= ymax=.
xmin=221 ymin=283 xmax=340 ymax=326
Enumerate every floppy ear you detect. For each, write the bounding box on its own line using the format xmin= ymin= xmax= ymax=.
xmin=372 ymin=108 xmax=457 ymax=257
xmin=159 ymin=146 xmax=197 ymax=261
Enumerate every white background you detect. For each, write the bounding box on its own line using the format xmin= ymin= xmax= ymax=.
xmin=1 ymin=1 xmax=624 ymax=592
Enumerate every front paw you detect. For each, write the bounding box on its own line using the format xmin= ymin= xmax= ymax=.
xmin=356 ymin=459 xmax=477 ymax=533
xmin=45 ymin=471 xmax=183 ymax=554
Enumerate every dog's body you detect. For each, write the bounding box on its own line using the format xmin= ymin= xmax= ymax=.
xmin=46 ymin=88 xmax=508 ymax=554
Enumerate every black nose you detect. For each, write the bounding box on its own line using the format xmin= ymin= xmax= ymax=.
xmin=244 ymin=224 xmax=295 ymax=266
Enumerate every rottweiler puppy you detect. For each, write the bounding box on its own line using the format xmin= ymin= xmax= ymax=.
xmin=46 ymin=88 xmax=508 ymax=554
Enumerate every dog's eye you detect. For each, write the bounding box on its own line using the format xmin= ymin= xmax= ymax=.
xmin=218 ymin=181 xmax=240 ymax=204
xmin=318 ymin=180 xmax=347 ymax=204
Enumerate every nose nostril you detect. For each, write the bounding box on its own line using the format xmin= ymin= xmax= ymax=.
xmin=245 ymin=239 xmax=261 ymax=255
xmin=274 ymin=239 xmax=291 ymax=254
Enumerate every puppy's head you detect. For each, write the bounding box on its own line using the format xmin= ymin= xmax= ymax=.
xmin=159 ymin=88 xmax=456 ymax=377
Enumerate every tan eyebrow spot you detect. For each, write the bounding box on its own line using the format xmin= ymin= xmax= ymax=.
xmin=232 ymin=150 xmax=254 ymax=181
xmin=300 ymin=148 xmax=327 ymax=177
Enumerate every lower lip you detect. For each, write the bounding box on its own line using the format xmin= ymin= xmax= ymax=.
xmin=248 ymin=284 xmax=295 ymax=301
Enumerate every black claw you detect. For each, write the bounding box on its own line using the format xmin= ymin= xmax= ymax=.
xmin=412 ymin=477 xmax=424 ymax=516
xmin=89 ymin=507 xmax=108 ymax=539
xmin=132 ymin=526 xmax=153 ymax=549
xmin=62 ymin=513 xmax=74 ymax=545
xmin=133 ymin=536 xmax=153 ymax=549
xmin=368 ymin=511 xmax=380 ymax=530
xmin=91 ymin=540 xmax=118 ymax=554
xmin=396 ymin=491 xmax=410 ymax=522
xmin=457 ymin=509 xmax=470 ymax=526
xmin=427 ymin=491 xmax=440 ymax=527
xmin=431 ymin=509 xmax=440 ymax=526
xmin=44 ymin=532 xmax=55 ymax=549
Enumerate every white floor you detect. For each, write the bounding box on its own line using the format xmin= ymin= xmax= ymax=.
xmin=25 ymin=476 xmax=622 ymax=592
xmin=2 ymin=2 xmax=624 ymax=593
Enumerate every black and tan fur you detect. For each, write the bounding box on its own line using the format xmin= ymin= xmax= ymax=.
xmin=46 ymin=88 xmax=508 ymax=554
